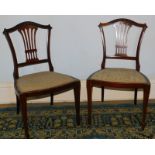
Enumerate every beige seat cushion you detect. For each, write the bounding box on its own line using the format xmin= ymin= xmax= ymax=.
xmin=89 ymin=68 xmax=149 ymax=84
xmin=16 ymin=71 xmax=78 ymax=93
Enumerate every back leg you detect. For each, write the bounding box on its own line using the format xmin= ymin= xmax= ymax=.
xmin=134 ymin=89 xmax=137 ymax=105
xmin=101 ymin=87 xmax=104 ymax=102
xmin=142 ymin=86 xmax=150 ymax=130
xmin=16 ymin=95 xmax=20 ymax=114
xmin=50 ymin=94 xmax=53 ymax=105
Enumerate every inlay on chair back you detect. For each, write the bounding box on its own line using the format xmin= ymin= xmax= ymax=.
xmin=99 ymin=18 xmax=147 ymax=71
xmin=3 ymin=21 xmax=53 ymax=79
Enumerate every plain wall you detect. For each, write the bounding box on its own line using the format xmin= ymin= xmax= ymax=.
xmin=0 ymin=15 xmax=155 ymax=83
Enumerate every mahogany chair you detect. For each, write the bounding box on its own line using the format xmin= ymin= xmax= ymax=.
xmin=3 ymin=21 xmax=80 ymax=138
xmin=87 ymin=18 xmax=150 ymax=129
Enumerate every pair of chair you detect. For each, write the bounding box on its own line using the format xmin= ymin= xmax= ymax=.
xmin=3 ymin=18 xmax=150 ymax=138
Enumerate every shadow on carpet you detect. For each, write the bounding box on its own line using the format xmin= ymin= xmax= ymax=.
xmin=0 ymin=102 xmax=155 ymax=139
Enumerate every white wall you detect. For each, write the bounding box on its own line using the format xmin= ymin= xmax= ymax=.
xmin=0 ymin=15 xmax=155 ymax=103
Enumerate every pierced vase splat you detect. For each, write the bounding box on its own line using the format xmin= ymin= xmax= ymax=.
xmin=113 ymin=21 xmax=131 ymax=57
xmin=18 ymin=25 xmax=39 ymax=63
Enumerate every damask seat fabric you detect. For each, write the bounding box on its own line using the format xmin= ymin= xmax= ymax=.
xmin=89 ymin=68 xmax=149 ymax=84
xmin=16 ymin=71 xmax=78 ymax=93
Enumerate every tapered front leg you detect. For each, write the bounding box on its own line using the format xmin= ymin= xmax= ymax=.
xmin=20 ymin=95 xmax=29 ymax=138
xmin=87 ymin=80 xmax=93 ymax=125
xmin=74 ymin=82 xmax=81 ymax=125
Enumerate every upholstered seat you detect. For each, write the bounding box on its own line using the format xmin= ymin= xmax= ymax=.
xmin=16 ymin=71 xmax=78 ymax=93
xmin=89 ymin=68 xmax=149 ymax=84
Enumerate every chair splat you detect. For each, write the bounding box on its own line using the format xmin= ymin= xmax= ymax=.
xmin=18 ymin=25 xmax=39 ymax=62
xmin=113 ymin=21 xmax=131 ymax=57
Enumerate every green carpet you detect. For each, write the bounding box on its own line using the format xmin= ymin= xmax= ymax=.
xmin=0 ymin=102 xmax=155 ymax=139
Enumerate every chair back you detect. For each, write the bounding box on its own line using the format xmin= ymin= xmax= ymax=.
xmin=3 ymin=21 xmax=53 ymax=79
xmin=99 ymin=18 xmax=147 ymax=71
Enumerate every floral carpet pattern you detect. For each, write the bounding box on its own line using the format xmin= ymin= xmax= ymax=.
xmin=0 ymin=103 xmax=155 ymax=139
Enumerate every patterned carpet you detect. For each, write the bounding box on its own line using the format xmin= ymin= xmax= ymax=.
xmin=0 ymin=102 xmax=155 ymax=139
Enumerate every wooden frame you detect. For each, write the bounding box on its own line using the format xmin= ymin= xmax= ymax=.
xmin=3 ymin=21 xmax=80 ymax=138
xmin=87 ymin=18 xmax=150 ymax=130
